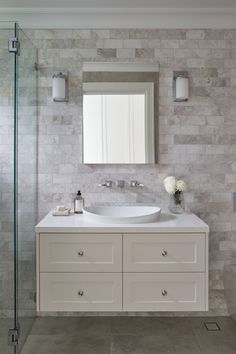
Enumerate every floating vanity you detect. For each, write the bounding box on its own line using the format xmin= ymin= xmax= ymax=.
xmin=35 ymin=210 xmax=209 ymax=313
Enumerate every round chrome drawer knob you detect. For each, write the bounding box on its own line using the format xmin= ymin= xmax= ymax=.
xmin=161 ymin=250 xmax=168 ymax=257
xmin=78 ymin=251 xmax=84 ymax=256
xmin=78 ymin=290 xmax=84 ymax=296
xmin=162 ymin=290 xmax=167 ymax=296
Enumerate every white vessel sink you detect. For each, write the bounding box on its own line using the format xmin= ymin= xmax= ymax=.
xmin=83 ymin=206 xmax=161 ymax=224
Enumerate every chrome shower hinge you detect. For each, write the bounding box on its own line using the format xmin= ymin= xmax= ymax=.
xmin=8 ymin=37 xmax=20 ymax=55
xmin=8 ymin=328 xmax=19 ymax=346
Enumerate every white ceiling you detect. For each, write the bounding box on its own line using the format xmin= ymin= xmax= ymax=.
xmin=2 ymin=0 xmax=236 ymax=9
xmin=1 ymin=0 xmax=236 ymax=28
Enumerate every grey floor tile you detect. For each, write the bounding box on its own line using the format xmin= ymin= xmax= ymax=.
xmin=20 ymin=316 xmax=236 ymax=354
xmin=20 ymin=334 xmax=67 ymax=354
xmin=189 ymin=316 xmax=236 ymax=336
xmin=171 ymin=336 xmax=202 ymax=354
xmin=163 ymin=318 xmax=195 ymax=336
xmin=111 ymin=317 xmax=168 ymax=336
xmin=111 ymin=317 xmax=194 ymax=337
xmin=31 ymin=316 xmax=111 ymax=336
xmin=63 ymin=335 xmax=111 ymax=354
xmin=195 ymin=335 xmax=236 ymax=354
xmin=18 ymin=317 xmax=35 ymax=352
xmin=111 ymin=335 xmax=175 ymax=354
xmin=21 ymin=334 xmax=111 ymax=354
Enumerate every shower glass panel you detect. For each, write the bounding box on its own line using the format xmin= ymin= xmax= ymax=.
xmin=0 ymin=22 xmax=16 ymax=354
xmin=0 ymin=22 xmax=37 ymax=354
xmin=16 ymin=26 xmax=37 ymax=352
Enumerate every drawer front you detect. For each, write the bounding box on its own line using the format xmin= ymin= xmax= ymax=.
xmin=123 ymin=233 xmax=205 ymax=272
xmin=123 ymin=273 xmax=206 ymax=311
xmin=40 ymin=273 xmax=122 ymax=311
xmin=40 ymin=233 xmax=122 ymax=272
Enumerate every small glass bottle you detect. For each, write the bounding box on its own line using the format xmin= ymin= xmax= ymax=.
xmin=74 ymin=190 xmax=84 ymax=214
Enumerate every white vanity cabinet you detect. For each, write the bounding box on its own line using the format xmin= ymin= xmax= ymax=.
xmin=122 ymin=233 xmax=207 ymax=311
xmin=40 ymin=273 xmax=122 ymax=312
xmin=38 ymin=233 xmax=122 ymax=311
xmin=123 ymin=233 xmax=206 ymax=272
xmin=36 ymin=212 xmax=209 ymax=313
xmin=39 ymin=233 xmax=122 ymax=272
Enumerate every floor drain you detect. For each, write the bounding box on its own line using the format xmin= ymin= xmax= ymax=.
xmin=204 ymin=322 xmax=221 ymax=331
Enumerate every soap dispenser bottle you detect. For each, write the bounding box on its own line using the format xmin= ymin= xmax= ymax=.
xmin=74 ymin=190 xmax=84 ymax=214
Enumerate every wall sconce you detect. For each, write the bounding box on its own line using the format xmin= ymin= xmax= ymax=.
xmin=52 ymin=70 xmax=68 ymax=102
xmin=173 ymin=71 xmax=189 ymax=102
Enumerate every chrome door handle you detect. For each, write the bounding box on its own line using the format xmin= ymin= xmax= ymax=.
xmin=162 ymin=290 xmax=167 ymax=296
xmin=78 ymin=251 xmax=84 ymax=256
xmin=78 ymin=290 xmax=84 ymax=296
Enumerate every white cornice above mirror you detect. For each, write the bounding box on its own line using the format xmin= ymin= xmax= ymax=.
xmin=83 ymin=62 xmax=160 ymax=73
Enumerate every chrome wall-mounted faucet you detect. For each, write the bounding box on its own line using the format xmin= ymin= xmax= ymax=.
xmin=98 ymin=180 xmax=113 ymax=188
xmin=130 ymin=180 xmax=144 ymax=187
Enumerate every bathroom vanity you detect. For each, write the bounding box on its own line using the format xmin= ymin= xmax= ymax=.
xmin=35 ymin=211 xmax=209 ymax=313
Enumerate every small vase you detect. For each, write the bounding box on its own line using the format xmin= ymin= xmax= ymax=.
xmin=169 ymin=191 xmax=185 ymax=214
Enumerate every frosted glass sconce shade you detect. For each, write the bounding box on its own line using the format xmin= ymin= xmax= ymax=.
xmin=52 ymin=70 xmax=68 ymax=102
xmin=173 ymin=71 xmax=189 ymax=102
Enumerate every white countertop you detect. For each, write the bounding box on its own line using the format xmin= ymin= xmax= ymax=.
xmin=35 ymin=210 xmax=209 ymax=233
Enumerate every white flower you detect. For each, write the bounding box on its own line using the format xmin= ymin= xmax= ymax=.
xmin=163 ymin=176 xmax=176 ymax=195
xmin=176 ymin=180 xmax=186 ymax=192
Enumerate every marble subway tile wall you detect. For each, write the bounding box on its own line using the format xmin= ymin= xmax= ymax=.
xmin=26 ymin=28 xmax=236 ymax=316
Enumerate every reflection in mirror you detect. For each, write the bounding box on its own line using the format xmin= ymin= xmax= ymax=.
xmin=82 ymin=63 xmax=159 ymax=164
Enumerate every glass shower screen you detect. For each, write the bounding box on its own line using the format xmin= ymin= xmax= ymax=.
xmin=0 ymin=22 xmax=38 ymax=354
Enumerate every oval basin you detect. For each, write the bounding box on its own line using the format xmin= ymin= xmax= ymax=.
xmin=83 ymin=206 xmax=161 ymax=224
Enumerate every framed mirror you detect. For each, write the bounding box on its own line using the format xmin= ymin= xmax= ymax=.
xmin=82 ymin=62 xmax=159 ymax=164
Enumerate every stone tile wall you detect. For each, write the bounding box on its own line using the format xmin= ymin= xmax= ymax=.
xmin=26 ymin=28 xmax=236 ymax=315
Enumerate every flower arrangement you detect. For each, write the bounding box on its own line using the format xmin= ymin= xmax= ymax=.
xmin=163 ymin=176 xmax=186 ymax=213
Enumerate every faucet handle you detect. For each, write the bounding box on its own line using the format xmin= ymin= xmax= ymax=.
xmin=98 ymin=180 xmax=112 ymax=188
xmin=130 ymin=180 xmax=144 ymax=188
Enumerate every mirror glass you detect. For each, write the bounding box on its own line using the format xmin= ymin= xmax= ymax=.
xmin=82 ymin=63 xmax=159 ymax=164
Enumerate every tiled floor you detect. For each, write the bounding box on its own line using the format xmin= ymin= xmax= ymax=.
xmin=20 ymin=316 xmax=236 ymax=354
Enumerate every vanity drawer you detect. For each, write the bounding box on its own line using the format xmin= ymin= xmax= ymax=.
xmin=40 ymin=273 xmax=122 ymax=311
xmin=123 ymin=273 xmax=206 ymax=311
xmin=39 ymin=233 xmax=122 ymax=272
xmin=123 ymin=233 xmax=205 ymax=272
